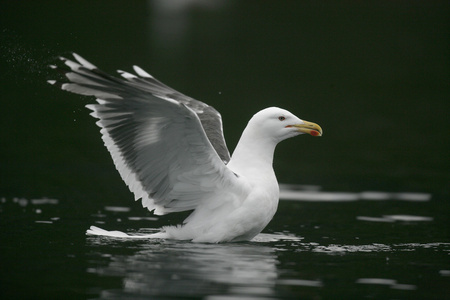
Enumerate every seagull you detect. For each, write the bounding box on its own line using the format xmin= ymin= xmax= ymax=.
xmin=48 ymin=53 xmax=323 ymax=243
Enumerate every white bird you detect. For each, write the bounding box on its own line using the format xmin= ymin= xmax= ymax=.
xmin=48 ymin=53 xmax=322 ymax=243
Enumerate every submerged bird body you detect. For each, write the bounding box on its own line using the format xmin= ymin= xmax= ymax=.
xmin=49 ymin=54 xmax=322 ymax=243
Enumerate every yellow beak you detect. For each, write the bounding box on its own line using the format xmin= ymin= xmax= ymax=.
xmin=290 ymin=120 xmax=323 ymax=136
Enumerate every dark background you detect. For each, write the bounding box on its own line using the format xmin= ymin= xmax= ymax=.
xmin=1 ymin=0 xmax=449 ymax=202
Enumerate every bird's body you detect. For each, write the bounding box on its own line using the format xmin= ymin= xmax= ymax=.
xmin=49 ymin=54 xmax=322 ymax=243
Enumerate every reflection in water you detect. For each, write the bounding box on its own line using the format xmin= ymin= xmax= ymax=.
xmin=279 ymin=184 xmax=431 ymax=202
xmin=297 ymin=242 xmax=450 ymax=255
xmin=9 ymin=197 xmax=59 ymax=207
xmin=309 ymin=243 xmax=392 ymax=254
xmin=86 ymin=233 xmax=449 ymax=298
xmin=87 ymin=237 xmax=281 ymax=298
xmin=1 ymin=195 xmax=448 ymax=298
xmin=104 ymin=206 xmax=131 ymax=213
xmin=356 ymin=278 xmax=417 ymax=290
xmin=357 ymin=215 xmax=433 ymax=223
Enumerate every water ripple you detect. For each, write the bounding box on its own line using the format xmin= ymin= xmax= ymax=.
xmin=279 ymin=184 xmax=431 ymax=202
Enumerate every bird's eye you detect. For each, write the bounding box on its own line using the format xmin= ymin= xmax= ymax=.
xmin=278 ymin=116 xmax=286 ymax=121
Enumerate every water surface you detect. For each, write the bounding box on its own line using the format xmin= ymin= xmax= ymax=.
xmin=1 ymin=186 xmax=448 ymax=299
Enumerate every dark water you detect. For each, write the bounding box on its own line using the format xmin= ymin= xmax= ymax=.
xmin=1 ymin=1 xmax=449 ymax=299
xmin=1 ymin=190 xmax=449 ymax=299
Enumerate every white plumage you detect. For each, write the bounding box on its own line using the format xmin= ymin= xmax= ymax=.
xmin=49 ymin=53 xmax=322 ymax=243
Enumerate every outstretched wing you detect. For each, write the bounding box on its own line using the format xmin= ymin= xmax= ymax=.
xmin=49 ymin=53 xmax=239 ymax=215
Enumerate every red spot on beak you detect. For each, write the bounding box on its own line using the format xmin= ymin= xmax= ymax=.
xmin=310 ymin=130 xmax=320 ymax=136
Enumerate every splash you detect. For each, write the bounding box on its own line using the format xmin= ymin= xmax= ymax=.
xmin=0 ymin=29 xmax=59 ymax=84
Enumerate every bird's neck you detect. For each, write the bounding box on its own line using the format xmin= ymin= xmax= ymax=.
xmin=227 ymin=127 xmax=277 ymax=177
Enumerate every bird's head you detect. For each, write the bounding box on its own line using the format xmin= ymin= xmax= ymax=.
xmin=249 ymin=107 xmax=323 ymax=143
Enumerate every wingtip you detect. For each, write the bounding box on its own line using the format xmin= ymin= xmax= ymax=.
xmin=72 ymin=52 xmax=97 ymax=69
xmin=133 ymin=65 xmax=153 ymax=78
xmin=118 ymin=69 xmax=137 ymax=79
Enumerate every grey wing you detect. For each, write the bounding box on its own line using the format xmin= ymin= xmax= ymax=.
xmin=49 ymin=53 xmax=237 ymax=215
xmin=118 ymin=62 xmax=230 ymax=164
